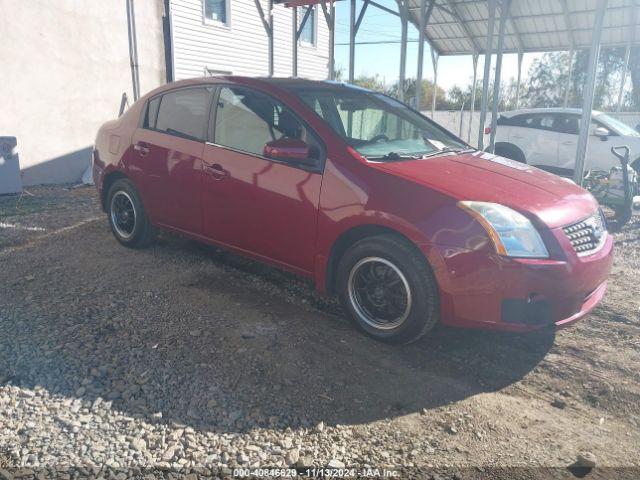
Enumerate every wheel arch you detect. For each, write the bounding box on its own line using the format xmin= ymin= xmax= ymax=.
xmin=101 ymin=171 xmax=129 ymax=211
xmin=324 ymin=224 xmax=425 ymax=296
xmin=494 ymin=142 xmax=526 ymax=163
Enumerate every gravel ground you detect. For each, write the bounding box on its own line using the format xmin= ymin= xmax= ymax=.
xmin=1 ymin=186 xmax=639 ymax=479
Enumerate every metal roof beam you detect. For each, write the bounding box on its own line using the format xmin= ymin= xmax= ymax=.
xmin=443 ymin=0 xmax=483 ymax=52
xmin=560 ymin=0 xmax=576 ymax=49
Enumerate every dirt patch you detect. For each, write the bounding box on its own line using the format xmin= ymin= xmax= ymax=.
xmin=1 ymin=186 xmax=639 ymax=477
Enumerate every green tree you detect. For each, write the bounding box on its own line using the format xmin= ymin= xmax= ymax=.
xmin=353 ymin=74 xmax=386 ymax=92
xmin=523 ymin=48 xmax=638 ymax=111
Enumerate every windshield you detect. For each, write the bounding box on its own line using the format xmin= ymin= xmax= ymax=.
xmin=294 ymin=87 xmax=468 ymax=159
xmin=597 ymin=114 xmax=640 ymax=137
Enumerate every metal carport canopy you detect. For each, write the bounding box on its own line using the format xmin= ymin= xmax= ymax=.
xmin=405 ymin=0 xmax=639 ymax=55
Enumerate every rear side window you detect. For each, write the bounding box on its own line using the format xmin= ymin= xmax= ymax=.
xmin=154 ymin=87 xmax=212 ymax=141
xmin=144 ymin=97 xmax=161 ymax=129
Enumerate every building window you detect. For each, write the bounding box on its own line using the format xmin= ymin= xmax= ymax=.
xmin=299 ymin=6 xmax=316 ymax=45
xmin=204 ymin=0 xmax=228 ymax=25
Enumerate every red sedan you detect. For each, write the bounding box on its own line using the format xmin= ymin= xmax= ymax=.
xmin=93 ymin=77 xmax=613 ymax=344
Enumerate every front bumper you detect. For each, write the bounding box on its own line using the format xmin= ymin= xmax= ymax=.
xmin=423 ymin=229 xmax=614 ymax=332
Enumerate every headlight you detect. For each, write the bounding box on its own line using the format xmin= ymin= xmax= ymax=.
xmin=458 ymin=201 xmax=549 ymax=258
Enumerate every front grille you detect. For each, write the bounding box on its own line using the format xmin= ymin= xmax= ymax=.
xmin=563 ymin=212 xmax=607 ymax=255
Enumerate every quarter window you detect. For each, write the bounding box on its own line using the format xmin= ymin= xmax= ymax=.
xmin=213 ymin=87 xmax=320 ymax=161
xmin=204 ymin=0 xmax=228 ymax=24
xmin=155 ymin=88 xmax=212 ymax=141
xmin=144 ymin=96 xmax=161 ymax=129
xmin=299 ymin=6 xmax=316 ymax=45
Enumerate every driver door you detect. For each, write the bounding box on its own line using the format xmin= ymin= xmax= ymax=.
xmin=201 ymin=86 xmax=323 ymax=274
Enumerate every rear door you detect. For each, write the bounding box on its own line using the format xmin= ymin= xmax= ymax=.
xmin=132 ymin=86 xmax=213 ymax=234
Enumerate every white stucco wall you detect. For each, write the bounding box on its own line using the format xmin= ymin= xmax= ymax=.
xmin=0 ymin=0 xmax=166 ymax=186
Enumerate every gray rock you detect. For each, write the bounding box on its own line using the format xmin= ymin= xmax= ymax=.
xmin=575 ymin=452 xmax=597 ymax=468
xmin=328 ymin=459 xmax=345 ymax=468
xmin=130 ymin=438 xmax=147 ymax=452
xmin=285 ymin=449 xmax=299 ymax=465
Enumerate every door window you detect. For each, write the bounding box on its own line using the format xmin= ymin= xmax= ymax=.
xmin=213 ymin=87 xmax=321 ymax=161
xmin=552 ymin=114 xmax=579 ymax=135
xmin=155 ymin=87 xmax=212 ymax=141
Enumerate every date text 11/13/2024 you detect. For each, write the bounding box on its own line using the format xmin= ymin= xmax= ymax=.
xmin=233 ymin=467 xmax=400 ymax=477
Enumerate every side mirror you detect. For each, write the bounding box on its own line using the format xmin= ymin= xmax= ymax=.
xmin=593 ymin=126 xmax=610 ymax=140
xmin=263 ymin=138 xmax=313 ymax=164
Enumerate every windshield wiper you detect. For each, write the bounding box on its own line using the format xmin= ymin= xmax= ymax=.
xmin=366 ymin=151 xmax=421 ymax=161
xmin=421 ymin=147 xmax=475 ymax=159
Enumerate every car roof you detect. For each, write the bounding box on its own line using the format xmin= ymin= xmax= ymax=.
xmin=156 ymin=75 xmax=366 ymax=92
xmin=500 ymin=107 xmax=604 ymax=117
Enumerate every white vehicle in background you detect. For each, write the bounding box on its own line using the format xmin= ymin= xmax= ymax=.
xmin=488 ymin=108 xmax=640 ymax=175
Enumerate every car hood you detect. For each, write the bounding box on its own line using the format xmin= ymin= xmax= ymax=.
xmin=371 ymin=150 xmax=599 ymax=229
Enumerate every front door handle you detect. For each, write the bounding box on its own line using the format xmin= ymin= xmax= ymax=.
xmin=204 ymin=163 xmax=227 ymax=180
xmin=561 ymin=141 xmax=576 ymax=146
xmin=134 ymin=143 xmax=150 ymax=156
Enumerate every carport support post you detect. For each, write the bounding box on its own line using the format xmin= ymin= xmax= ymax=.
xmin=292 ymin=7 xmax=298 ymax=77
xmin=468 ymin=52 xmax=478 ymax=142
xmin=616 ymin=45 xmax=631 ymax=111
xmin=329 ymin=1 xmax=336 ymax=80
xmin=398 ymin=0 xmax=408 ymax=102
xmin=416 ymin=0 xmax=435 ymax=112
xmin=573 ymin=0 xmax=608 ymax=185
xmin=617 ymin=5 xmax=636 ymax=111
xmin=349 ymin=0 xmax=356 ymax=83
xmin=268 ymin=0 xmax=274 ymax=76
xmin=515 ymin=50 xmax=523 ymax=109
xmin=320 ymin=0 xmax=336 ymax=80
xmin=254 ymin=0 xmax=274 ymax=76
xmin=489 ymin=0 xmax=510 ymax=153
xmin=478 ymin=0 xmax=496 ymax=150
xmin=563 ymin=48 xmax=574 ymax=108
xmin=431 ymin=49 xmax=439 ymax=118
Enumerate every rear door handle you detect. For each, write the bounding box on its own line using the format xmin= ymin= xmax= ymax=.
xmin=511 ymin=134 xmax=524 ymax=139
xmin=561 ymin=141 xmax=576 ymax=146
xmin=204 ymin=163 xmax=227 ymax=180
xmin=134 ymin=143 xmax=150 ymax=156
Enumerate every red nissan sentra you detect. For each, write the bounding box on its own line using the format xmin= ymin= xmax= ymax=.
xmin=93 ymin=77 xmax=613 ymax=344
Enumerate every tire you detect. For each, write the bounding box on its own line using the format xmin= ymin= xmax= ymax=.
xmin=336 ymin=234 xmax=439 ymax=344
xmin=494 ymin=143 xmax=526 ymax=163
xmin=106 ymin=178 xmax=154 ymax=248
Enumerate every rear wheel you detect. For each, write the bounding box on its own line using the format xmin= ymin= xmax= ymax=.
xmin=336 ymin=234 xmax=439 ymax=344
xmin=107 ymin=178 xmax=154 ymax=248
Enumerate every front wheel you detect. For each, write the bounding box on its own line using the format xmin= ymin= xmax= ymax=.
xmin=107 ymin=178 xmax=154 ymax=248
xmin=336 ymin=234 xmax=440 ymax=344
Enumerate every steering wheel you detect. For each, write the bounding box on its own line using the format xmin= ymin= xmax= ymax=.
xmin=368 ymin=134 xmax=390 ymax=143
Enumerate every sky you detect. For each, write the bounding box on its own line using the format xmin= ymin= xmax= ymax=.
xmin=332 ymin=0 xmax=542 ymax=91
